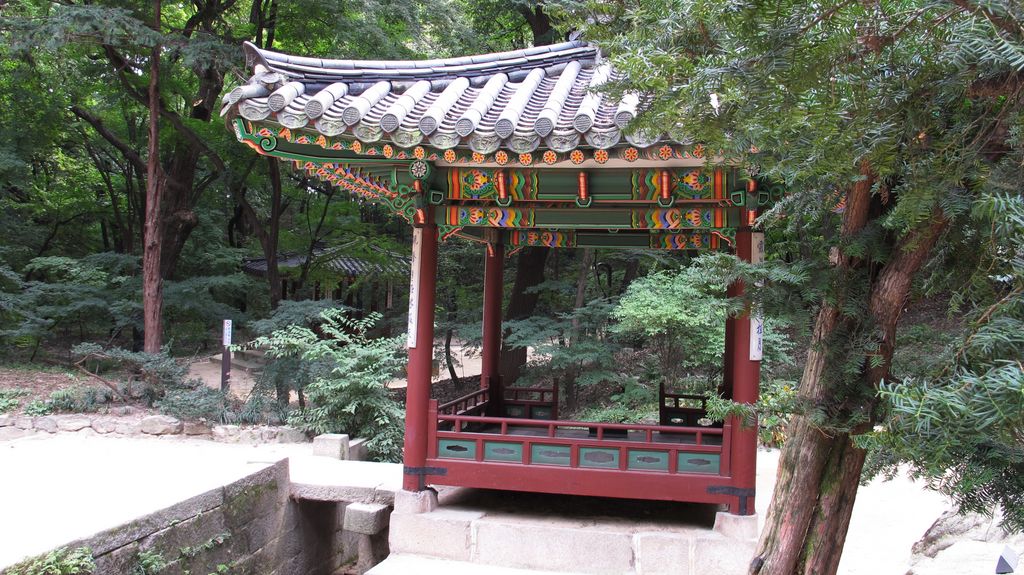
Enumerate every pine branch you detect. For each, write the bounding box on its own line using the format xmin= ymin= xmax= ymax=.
xmin=101 ymin=44 xmax=227 ymax=173
xmin=70 ymin=105 xmax=147 ymax=174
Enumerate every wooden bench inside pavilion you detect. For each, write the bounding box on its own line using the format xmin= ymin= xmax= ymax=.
xmin=223 ymin=39 xmax=774 ymax=517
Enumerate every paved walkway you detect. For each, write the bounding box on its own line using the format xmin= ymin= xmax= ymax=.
xmin=0 ymin=434 xmax=948 ymax=573
xmin=0 ymin=434 xmax=312 ymax=567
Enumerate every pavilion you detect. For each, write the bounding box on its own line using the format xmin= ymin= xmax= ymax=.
xmin=222 ymin=39 xmax=775 ymax=516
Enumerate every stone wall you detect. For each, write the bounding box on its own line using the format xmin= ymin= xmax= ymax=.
xmin=0 ymin=459 xmax=359 ymax=575
xmin=0 ymin=413 xmax=307 ymax=444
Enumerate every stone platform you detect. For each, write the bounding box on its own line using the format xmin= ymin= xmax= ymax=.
xmin=375 ymin=487 xmax=758 ymax=575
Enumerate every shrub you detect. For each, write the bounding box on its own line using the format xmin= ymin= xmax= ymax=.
xmin=0 ymin=388 xmax=28 ymax=413
xmin=6 ymin=547 xmax=95 ymax=575
xmin=156 ymin=387 xmax=228 ymax=422
xmin=23 ymin=399 xmax=51 ymax=416
xmin=245 ymin=308 xmax=404 ymax=461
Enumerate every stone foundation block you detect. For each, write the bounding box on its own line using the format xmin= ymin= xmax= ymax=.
xmin=635 ymin=532 xmax=692 ymax=575
xmin=183 ymin=421 xmax=211 ymax=436
xmin=277 ymin=427 xmax=308 ymax=443
xmin=0 ymin=414 xmax=12 ymax=427
xmin=140 ymin=415 xmax=182 ymax=435
xmin=313 ymin=433 xmax=350 ymax=459
xmin=0 ymin=426 xmax=32 ymax=441
xmin=349 ymin=437 xmax=369 ymax=460
xmin=473 ymin=519 xmax=635 ymax=573
xmin=92 ymin=417 xmax=117 ymax=434
xmin=57 ymin=416 xmax=92 ymax=432
xmin=389 ymin=509 xmax=483 ymax=561
xmin=212 ymin=424 xmax=240 ymax=441
xmin=393 ymin=489 xmax=438 ymax=515
xmin=713 ymin=512 xmax=759 ymax=541
xmin=691 ymin=533 xmax=756 ymax=575
xmin=114 ymin=421 xmax=140 ymax=435
xmin=344 ymin=503 xmax=391 ymax=535
xmin=34 ymin=416 xmax=58 ymax=433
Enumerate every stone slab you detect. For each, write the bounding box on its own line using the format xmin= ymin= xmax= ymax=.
xmin=690 ymin=534 xmax=756 ymax=575
xmin=472 ymin=518 xmax=635 ymax=574
xmin=389 ymin=509 xmax=485 ymax=561
xmin=712 ymin=512 xmax=759 ymax=541
xmin=368 ymin=554 xmax=586 ymax=575
xmin=344 ymin=502 xmax=391 ymax=535
xmin=290 ymin=457 xmax=401 ymax=505
xmin=394 ymin=489 xmax=438 ymax=514
xmin=634 ymin=532 xmax=692 ymax=575
xmin=313 ymin=433 xmax=350 ymax=459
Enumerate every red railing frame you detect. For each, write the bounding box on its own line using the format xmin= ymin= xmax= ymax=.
xmin=423 ymin=399 xmax=739 ymax=505
xmin=437 ymin=388 xmax=490 ymax=416
xmin=503 ymin=384 xmax=558 ymax=419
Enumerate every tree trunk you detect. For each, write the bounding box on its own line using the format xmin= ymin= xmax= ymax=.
xmin=236 ymin=160 xmax=286 ymax=308
xmin=566 ymin=248 xmax=594 ymax=413
xmin=500 ymin=246 xmax=550 ymax=382
xmin=751 ymin=172 xmax=948 ymax=574
xmin=142 ymin=1 xmax=163 ymax=353
xmin=445 ymin=328 xmax=461 ymax=387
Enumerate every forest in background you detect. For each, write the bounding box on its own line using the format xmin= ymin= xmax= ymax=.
xmin=0 ymin=1 xmax=1021 ymax=574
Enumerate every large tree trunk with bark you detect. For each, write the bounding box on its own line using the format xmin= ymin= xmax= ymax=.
xmin=238 ymin=159 xmax=286 ymax=308
xmin=750 ymin=170 xmax=948 ymax=575
xmin=500 ymin=246 xmax=550 ymax=382
xmin=565 ymin=248 xmax=594 ymax=413
xmin=142 ymin=2 xmax=163 ymax=353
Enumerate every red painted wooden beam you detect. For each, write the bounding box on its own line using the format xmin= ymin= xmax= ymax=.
xmin=402 ymin=211 xmax=439 ymax=491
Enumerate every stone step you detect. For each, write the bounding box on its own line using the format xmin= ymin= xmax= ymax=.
xmin=207 ymin=354 xmax=264 ymax=374
xmin=235 ymin=348 xmax=268 ymax=364
xmin=387 ymin=499 xmax=756 ymax=575
xmin=367 ymin=554 xmax=583 ymax=575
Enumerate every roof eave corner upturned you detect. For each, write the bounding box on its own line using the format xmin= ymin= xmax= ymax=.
xmin=242 ymin=41 xmax=272 ymax=71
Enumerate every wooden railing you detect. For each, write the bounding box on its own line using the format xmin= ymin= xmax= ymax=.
xmin=437 ymin=388 xmax=490 ymax=416
xmin=504 ymin=384 xmax=558 ymax=420
xmin=428 ymin=399 xmax=731 ymax=477
xmin=659 ymin=390 xmax=710 ymax=427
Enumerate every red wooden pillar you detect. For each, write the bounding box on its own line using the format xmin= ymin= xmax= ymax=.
xmin=403 ymin=211 xmax=439 ymax=491
xmin=481 ymin=232 xmax=504 ymax=415
xmin=726 ymin=225 xmax=764 ymax=515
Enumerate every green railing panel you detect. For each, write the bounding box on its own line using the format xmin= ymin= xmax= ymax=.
xmin=438 ymin=439 xmax=476 ymax=460
xmin=677 ymin=452 xmax=720 ymax=474
xmin=484 ymin=441 xmax=524 ymax=463
xmin=627 ymin=449 xmax=670 ymax=472
xmin=530 ymin=444 xmax=572 ymax=466
xmin=579 ymin=447 xmax=620 ymax=469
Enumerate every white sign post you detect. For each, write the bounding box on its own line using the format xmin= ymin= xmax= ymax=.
xmin=407 ymin=228 xmax=422 ymax=349
xmin=221 ymin=319 xmax=232 ymax=392
xmin=749 ymin=233 xmax=765 ymax=361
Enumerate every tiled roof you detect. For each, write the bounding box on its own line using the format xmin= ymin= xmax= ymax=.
xmin=242 ymin=246 xmax=408 ymax=278
xmin=222 ymin=41 xmax=669 ymax=156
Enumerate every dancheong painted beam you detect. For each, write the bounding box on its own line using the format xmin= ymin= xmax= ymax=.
xmin=224 ymin=39 xmax=768 ymax=515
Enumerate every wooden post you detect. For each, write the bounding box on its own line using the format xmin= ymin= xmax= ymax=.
xmin=726 ymin=224 xmax=763 ymax=515
xmin=481 ymin=232 xmax=504 ymax=415
xmin=403 ymin=211 xmax=438 ymax=491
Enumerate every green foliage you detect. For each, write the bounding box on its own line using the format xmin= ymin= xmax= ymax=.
xmin=612 ymin=266 xmax=728 ymax=383
xmin=23 ymin=399 xmax=52 ymax=416
xmin=0 ymin=388 xmax=28 ymax=413
xmin=505 ymin=298 xmax=627 ymax=403
xmin=246 ymin=309 xmax=404 ymax=461
xmin=6 ymin=547 xmax=95 ymax=575
xmin=41 ymin=386 xmax=113 ymax=414
xmin=129 ymin=550 xmax=167 ymax=575
xmin=865 ymin=188 xmax=1024 ymax=531
xmin=178 ymin=532 xmax=231 ymax=560
xmin=156 ymin=387 xmax=227 ymax=423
